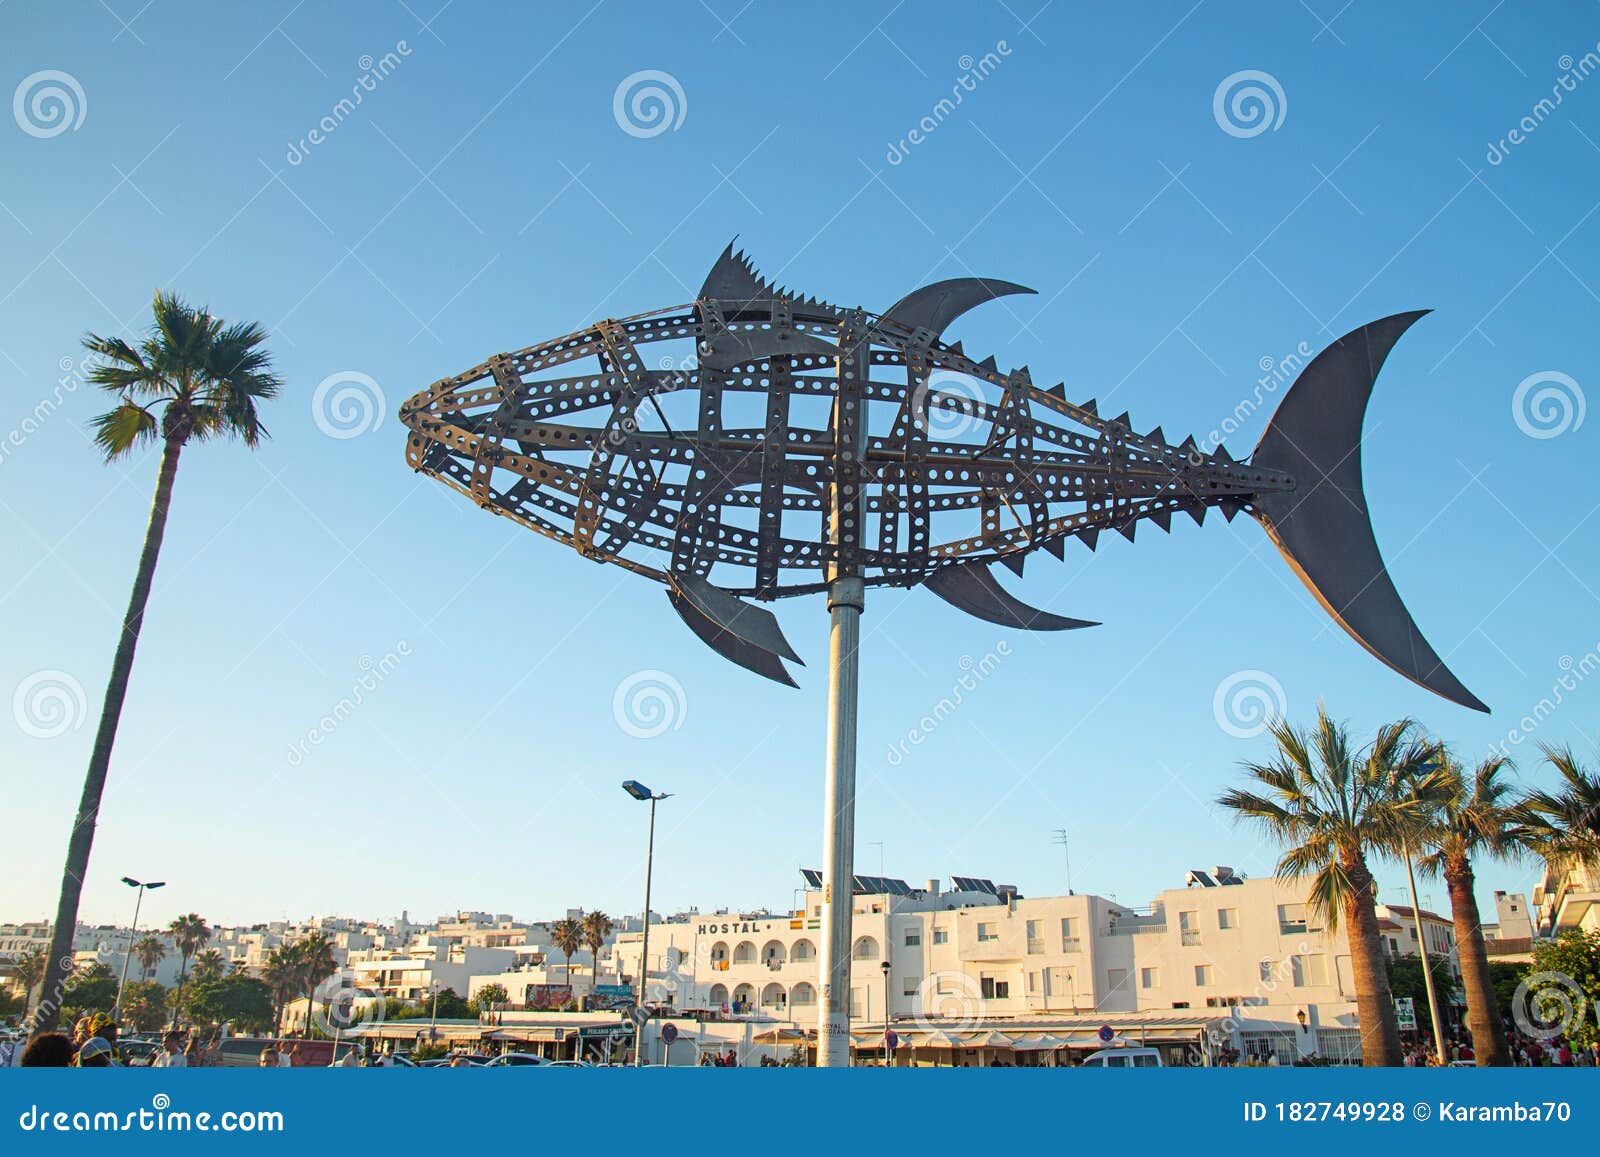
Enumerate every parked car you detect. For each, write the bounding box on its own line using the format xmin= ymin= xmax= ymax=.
xmin=481 ymin=1052 xmax=547 ymax=1067
xmin=1080 ymin=1047 xmax=1164 ymax=1068
xmin=543 ymin=1060 xmax=594 ymax=1068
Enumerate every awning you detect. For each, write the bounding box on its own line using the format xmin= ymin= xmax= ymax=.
xmin=960 ymin=1029 xmax=1016 ymax=1049
xmin=490 ymin=1026 xmax=571 ymax=1043
xmin=1011 ymin=1033 xmax=1071 ymax=1051
xmin=752 ymin=1027 xmax=811 ymax=1045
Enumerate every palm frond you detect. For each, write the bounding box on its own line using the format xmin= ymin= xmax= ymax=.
xmin=90 ymin=402 xmax=159 ymax=460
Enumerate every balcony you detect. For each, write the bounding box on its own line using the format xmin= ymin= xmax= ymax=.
xmin=1109 ymin=916 xmax=1166 ymax=936
xmin=1026 ymin=940 xmax=1045 ymax=956
xmin=1059 ymin=937 xmax=1081 ymax=954
xmin=1181 ymin=930 xmax=1201 ymax=947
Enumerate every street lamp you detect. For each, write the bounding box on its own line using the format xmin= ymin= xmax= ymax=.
xmin=622 ymin=780 xmax=670 ymax=1067
xmin=1395 ymin=761 xmax=1449 ymax=1061
xmin=429 ymin=979 xmax=441 ymax=1041
xmin=113 ymin=877 xmax=165 ymax=1020
xmin=880 ymin=959 xmax=892 ymax=1067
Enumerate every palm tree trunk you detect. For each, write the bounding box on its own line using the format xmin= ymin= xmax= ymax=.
xmin=34 ymin=437 xmax=183 ymax=1032
xmin=1341 ymin=852 xmax=1403 ymax=1066
xmin=1445 ymin=858 xmax=1510 ymax=1066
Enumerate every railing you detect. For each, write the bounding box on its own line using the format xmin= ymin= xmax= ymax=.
xmin=1181 ymin=930 xmax=1201 ymax=946
xmin=1110 ymin=920 xmax=1167 ymax=936
xmin=1026 ymin=940 xmax=1045 ymax=955
xmin=1059 ymin=937 xmax=1081 ymax=953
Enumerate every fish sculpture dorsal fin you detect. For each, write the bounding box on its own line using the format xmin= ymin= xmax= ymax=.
xmin=700 ymin=242 xmax=786 ymax=307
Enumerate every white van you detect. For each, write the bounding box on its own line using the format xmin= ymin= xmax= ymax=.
xmin=1080 ymin=1047 xmax=1163 ymax=1068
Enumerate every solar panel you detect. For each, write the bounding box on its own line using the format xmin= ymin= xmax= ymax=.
xmin=951 ymin=876 xmax=997 ymax=894
xmin=885 ymin=878 xmax=912 ymax=896
xmin=800 ymin=868 xmax=823 ymax=888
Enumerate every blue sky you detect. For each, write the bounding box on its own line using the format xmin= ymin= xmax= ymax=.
xmin=2 ymin=1 xmax=1597 ymax=933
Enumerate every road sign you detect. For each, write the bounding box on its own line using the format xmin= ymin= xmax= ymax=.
xmin=661 ymin=1023 xmax=678 ymax=1044
xmin=1098 ymin=1024 xmax=1114 ymax=1043
xmin=885 ymin=1029 xmax=898 ymax=1050
xmin=1394 ymin=997 xmax=1416 ymax=1030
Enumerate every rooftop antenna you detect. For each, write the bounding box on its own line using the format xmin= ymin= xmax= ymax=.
xmin=1051 ymin=829 xmax=1073 ymax=895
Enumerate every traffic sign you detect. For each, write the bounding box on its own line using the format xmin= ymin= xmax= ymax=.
xmin=1098 ymin=1024 xmax=1114 ymax=1043
xmin=661 ymin=1023 xmax=678 ymax=1044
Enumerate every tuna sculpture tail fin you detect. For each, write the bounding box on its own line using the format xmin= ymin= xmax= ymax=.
xmin=1249 ymin=311 xmax=1489 ymax=713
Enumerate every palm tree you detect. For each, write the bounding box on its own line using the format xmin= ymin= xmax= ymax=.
xmin=35 ymin=292 xmax=281 ymax=1029
xmin=293 ymin=934 xmax=338 ymax=1038
xmin=134 ymin=934 xmax=165 ymax=981
xmin=1217 ymin=708 xmax=1443 ymax=1067
xmin=1412 ymin=755 xmax=1523 ymax=1066
xmin=1515 ymin=744 xmax=1600 ymax=867
xmin=581 ymin=910 xmax=614 ymax=994
xmin=13 ymin=946 xmax=49 ymax=1016
xmin=168 ymin=913 xmax=210 ymax=1027
xmin=190 ymin=949 xmax=226 ymax=983
xmin=259 ymin=944 xmax=298 ymax=1038
xmin=550 ymin=918 xmax=583 ymax=989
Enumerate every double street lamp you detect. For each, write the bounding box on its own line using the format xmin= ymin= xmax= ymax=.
xmin=622 ymin=780 xmax=670 ymax=1067
xmin=113 ymin=876 xmax=165 ymax=1021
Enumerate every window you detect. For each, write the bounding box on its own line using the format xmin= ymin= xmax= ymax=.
xmin=1194 ymin=964 xmax=1213 ymax=986
xmin=903 ymin=929 xmax=921 ymax=947
xmin=903 ymin=981 xmax=917 ymax=997
xmin=932 ymin=929 xmax=949 ymax=945
xmin=1026 ymin=920 xmax=1043 ymax=954
xmin=979 ymin=975 xmax=1010 ymax=1000
xmin=1107 ymin=968 xmax=1129 ymax=994
xmin=1179 ymin=910 xmax=1201 ymax=946
xmin=1060 ymin=917 xmax=1079 ymax=952
xmin=1291 ymin=953 xmax=1328 ymax=987
xmin=1277 ymin=903 xmax=1309 ymax=934
xmin=1218 ymin=908 xmax=1237 ymax=930
xmin=1027 ymin=971 xmax=1037 ymax=993
xmin=977 ymin=923 xmax=998 ymax=942
xmin=1259 ymin=960 xmax=1274 ymax=982
xmin=1140 ymin=967 xmax=1159 ymax=989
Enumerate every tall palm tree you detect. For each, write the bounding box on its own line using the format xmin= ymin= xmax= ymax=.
xmin=1217 ymin=708 xmax=1443 ymax=1067
xmin=1413 ymin=755 xmax=1523 ymax=1066
xmin=134 ymin=934 xmax=165 ymax=981
xmin=168 ymin=914 xmax=210 ymax=1027
xmin=259 ymin=944 xmax=298 ymax=1038
xmin=1515 ymin=744 xmax=1600 ymax=868
xmin=293 ymin=934 xmax=338 ymax=1038
xmin=581 ymin=910 xmax=614 ymax=994
xmin=550 ymin=918 xmax=583 ymax=989
xmin=35 ymin=292 xmax=281 ymax=1030
xmin=190 ymin=949 xmax=226 ymax=983
xmin=13 ymin=946 xmax=49 ymax=1016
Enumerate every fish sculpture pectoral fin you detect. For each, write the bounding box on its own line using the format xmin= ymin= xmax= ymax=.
xmin=1249 ymin=311 xmax=1489 ymax=713
xmin=667 ymin=573 xmax=803 ymax=687
xmin=881 ymin=278 xmax=1036 ymax=337
xmin=922 ymin=560 xmax=1100 ymax=632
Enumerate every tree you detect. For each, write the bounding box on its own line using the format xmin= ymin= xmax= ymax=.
xmin=1488 ymin=962 xmax=1529 ymax=1024
xmin=1515 ymin=744 xmax=1600 ymax=868
xmin=1385 ymin=954 xmax=1457 ymax=1040
xmin=190 ymin=949 xmax=227 ymax=983
xmin=292 ymin=934 xmax=338 ymax=1038
xmin=62 ymin=961 xmax=118 ymax=1013
xmin=1412 ymin=755 xmax=1523 ymax=1065
xmin=1217 ymin=708 xmax=1443 ymax=1066
xmin=582 ymin=910 xmax=614 ymax=993
xmin=167 ymin=913 xmax=210 ymax=1026
xmin=550 ymin=918 xmax=583 ymax=988
xmin=13 ymin=947 xmax=49 ymax=1016
xmin=1525 ymin=930 xmax=1600 ymax=1050
xmin=183 ymin=974 xmax=274 ymax=1035
xmin=258 ymin=945 xmax=298 ymax=1037
xmin=134 ymin=934 xmax=166 ymax=981
xmin=472 ymin=983 xmax=508 ymax=1014
xmin=120 ymin=980 xmax=169 ymax=1031
xmin=35 ymin=292 xmax=281 ymax=1030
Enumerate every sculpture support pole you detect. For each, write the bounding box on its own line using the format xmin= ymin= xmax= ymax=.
xmin=817 ymin=575 xmax=863 ymax=1067
xmin=817 ymin=313 xmax=869 ymax=1068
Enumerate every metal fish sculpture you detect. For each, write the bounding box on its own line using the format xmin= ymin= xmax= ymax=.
xmin=399 ymin=244 xmax=1487 ymax=713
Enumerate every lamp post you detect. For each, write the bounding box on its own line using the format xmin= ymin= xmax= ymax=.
xmin=1395 ymin=763 xmax=1449 ymax=1061
xmin=428 ymin=980 xmax=440 ymax=1042
xmin=880 ymin=959 xmax=892 ymax=1067
xmin=113 ymin=877 xmax=165 ymax=1021
xmin=623 ymin=780 xmax=670 ymax=1067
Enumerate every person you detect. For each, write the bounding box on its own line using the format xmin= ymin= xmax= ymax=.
xmin=1458 ymin=1041 xmax=1474 ymax=1063
xmin=335 ymin=1046 xmax=360 ymax=1068
xmin=20 ymin=1033 xmax=75 ymax=1067
xmin=448 ymin=1053 xmax=472 ymax=1068
xmin=152 ymin=1031 xmax=187 ymax=1068
xmin=1557 ymin=1040 xmax=1574 ymax=1067
xmin=258 ymin=1047 xmax=279 ymax=1067
xmin=277 ymin=1045 xmax=294 ymax=1068
xmin=183 ymin=1038 xmax=200 ymax=1067
xmin=76 ymin=1037 xmax=116 ymax=1067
